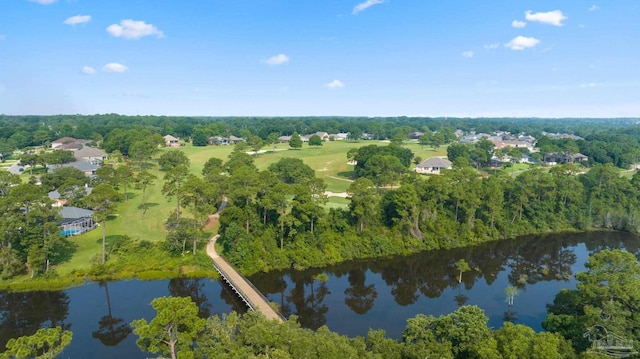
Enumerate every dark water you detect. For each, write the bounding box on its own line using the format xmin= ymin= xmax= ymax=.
xmin=248 ymin=231 xmax=640 ymax=338
xmin=0 ymin=231 xmax=638 ymax=358
xmin=0 ymin=278 xmax=248 ymax=358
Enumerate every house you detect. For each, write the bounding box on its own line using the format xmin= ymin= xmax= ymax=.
xmin=492 ymin=140 xmax=535 ymax=152
xmin=409 ymin=132 xmax=424 ymax=139
xmin=313 ymin=132 xmax=330 ymax=141
xmin=51 ymin=137 xmax=90 ymax=150
xmin=48 ymin=190 xmax=64 ymax=207
xmin=73 ymin=146 xmax=107 ymax=162
xmin=331 ymin=133 xmax=350 ymax=141
xmin=414 ymin=157 xmax=452 ymax=174
xmin=209 ymin=136 xmax=245 ymax=145
xmin=544 ymin=153 xmax=589 ymax=166
xmin=59 ymin=206 xmax=96 ymax=237
xmin=163 ymin=135 xmax=180 ymax=147
xmin=277 ymin=135 xmax=292 ymax=143
xmin=49 ymin=185 xmax=92 ymax=207
xmin=49 ymin=161 xmax=100 ymax=176
xmin=459 ymin=132 xmax=491 ymax=144
xmin=209 ymin=136 xmax=228 ymax=145
xmin=228 ymin=136 xmax=245 ymax=144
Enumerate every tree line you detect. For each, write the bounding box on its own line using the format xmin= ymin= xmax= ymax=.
xmin=3 ymin=115 xmax=640 ymax=169
xmin=216 ymin=142 xmax=640 ymax=275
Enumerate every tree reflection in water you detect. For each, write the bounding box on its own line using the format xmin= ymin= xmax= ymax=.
xmin=287 ymin=271 xmax=330 ymax=330
xmin=244 ymin=232 xmax=638 ymax=336
xmin=168 ymin=278 xmax=212 ymax=318
xmin=344 ymin=267 xmax=377 ymax=314
xmin=0 ymin=290 xmax=70 ymax=350
xmin=92 ymin=282 xmax=131 ymax=346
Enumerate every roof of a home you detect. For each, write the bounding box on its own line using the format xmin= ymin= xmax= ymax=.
xmin=49 ymin=161 xmax=99 ymax=173
xmin=59 ymin=206 xmax=94 ymax=219
xmin=417 ymin=157 xmax=452 ymax=168
xmin=74 ymin=146 xmax=107 ymax=159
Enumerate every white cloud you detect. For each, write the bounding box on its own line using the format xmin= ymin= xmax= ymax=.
xmin=512 ymin=20 xmax=527 ymax=28
xmin=505 ymin=36 xmax=540 ymax=50
xmin=103 ymin=63 xmax=128 ymax=73
xmin=82 ymin=66 xmax=96 ymax=75
xmin=352 ymin=0 xmax=383 ymax=14
xmin=325 ymin=80 xmax=345 ymax=89
xmin=29 ymin=0 xmax=56 ymax=4
xmin=64 ymin=15 xmax=91 ymax=26
xmin=106 ymin=19 xmax=164 ymax=39
xmin=265 ymin=54 xmax=289 ymax=65
xmin=525 ymin=10 xmax=567 ymax=26
xmin=484 ymin=43 xmax=500 ymax=50
xmin=461 ymin=51 xmax=474 ymax=58
xmin=589 ymin=5 xmax=600 ymax=11
xmin=581 ymin=82 xmax=600 ymax=88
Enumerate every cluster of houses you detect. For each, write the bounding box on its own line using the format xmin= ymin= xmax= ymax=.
xmin=413 ymin=130 xmax=589 ymax=175
xmin=48 ymin=137 xmax=107 ymax=236
xmin=277 ymin=132 xmax=351 ymax=143
xmin=50 ymin=137 xmax=108 ymax=176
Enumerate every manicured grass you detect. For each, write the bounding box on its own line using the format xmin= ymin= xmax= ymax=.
xmin=325 ymin=196 xmax=350 ymax=209
xmin=50 ymin=140 xmax=446 ymax=279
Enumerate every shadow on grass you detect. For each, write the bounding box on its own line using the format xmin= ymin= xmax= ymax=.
xmin=336 ymin=170 xmax=355 ymax=179
xmin=123 ymin=192 xmax=138 ymax=201
xmin=138 ymin=202 xmax=159 ymax=216
xmin=51 ymin=237 xmax=78 ymax=264
xmin=95 ymin=234 xmax=130 ymax=249
xmin=138 ymin=202 xmax=159 ymax=210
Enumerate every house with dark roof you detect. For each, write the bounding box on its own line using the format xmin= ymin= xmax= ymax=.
xmin=59 ymin=206 xmax=96 ymax=236
xmin=544 ymin=153 xmax=589 ymax=166
xmin=415 ymin=157 xmax=452 ymax=174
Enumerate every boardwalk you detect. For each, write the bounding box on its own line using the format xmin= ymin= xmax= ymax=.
xmin=206 ymin=235 xmax=284 ymax=322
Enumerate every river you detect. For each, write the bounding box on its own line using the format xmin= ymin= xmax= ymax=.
xmin=0 ymin=231 xmax=638 ymax=358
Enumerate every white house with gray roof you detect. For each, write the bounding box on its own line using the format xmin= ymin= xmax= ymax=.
xmin=415 ymin=157 xmax=452 ymax=175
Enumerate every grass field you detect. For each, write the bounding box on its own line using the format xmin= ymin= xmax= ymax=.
xmin=38 ymin=140 xmax=447 ymax=277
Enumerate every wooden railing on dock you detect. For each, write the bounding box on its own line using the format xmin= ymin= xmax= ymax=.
xmin=206 ymin=235 xmax=284 ymax=322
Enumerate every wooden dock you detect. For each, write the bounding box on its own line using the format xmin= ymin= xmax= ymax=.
xmin=206 ymin=235 xmax=284 ymax=322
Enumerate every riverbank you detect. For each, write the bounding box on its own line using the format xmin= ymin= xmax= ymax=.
xmin=0 ymin=226 xmax=610 ymax=292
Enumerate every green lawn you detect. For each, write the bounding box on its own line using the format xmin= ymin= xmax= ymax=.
xmin=53 ymin=140 xmax=445 ymax=275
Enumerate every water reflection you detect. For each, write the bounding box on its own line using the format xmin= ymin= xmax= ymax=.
xmin=92 ymin=282 xmax=131 ymax=346
xmin=0 ymin=290 xmax=70 ymax=350
xmin=344 ymin=267 xmax=377 ymax=314
xmin=168 ymin=278 xmax=212 ymax=318
xmin=250 ymin=231 xmax=640 ymax=338
xmin=287 ymin=272 xmax=331 ymax=330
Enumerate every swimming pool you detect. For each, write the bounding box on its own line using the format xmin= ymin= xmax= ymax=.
xmin=60 ymin=229 xmax=81 ymax=236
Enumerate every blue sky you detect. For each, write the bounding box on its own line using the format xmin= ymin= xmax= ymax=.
xmin=1 ymin=0 xmax=638 ymax=117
